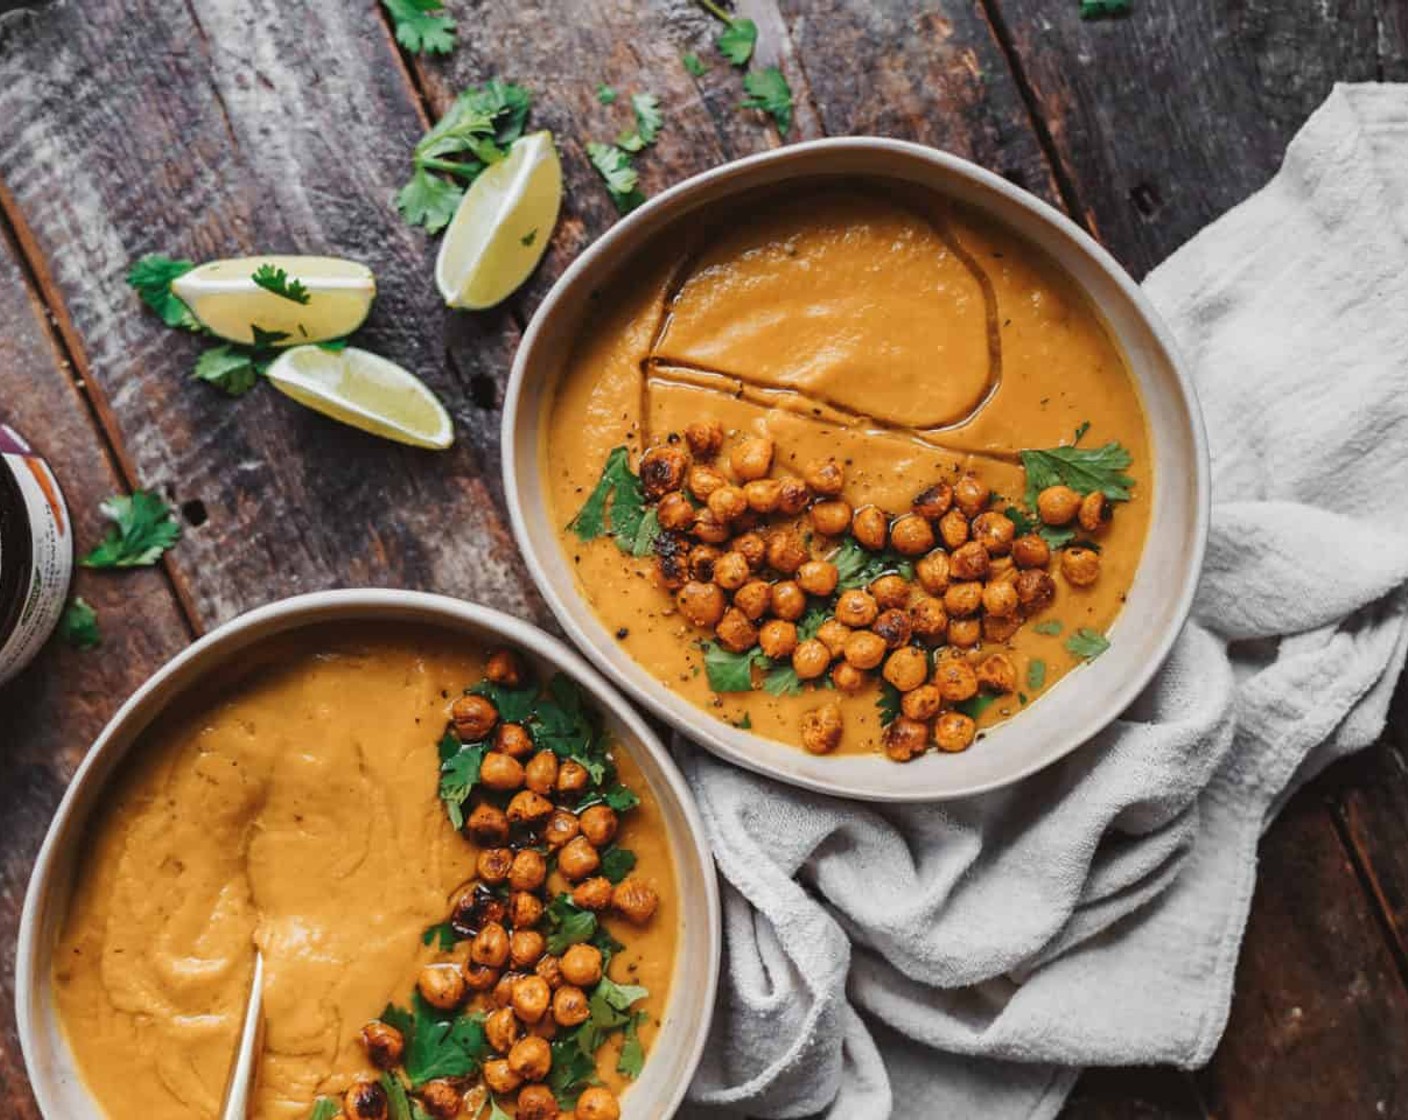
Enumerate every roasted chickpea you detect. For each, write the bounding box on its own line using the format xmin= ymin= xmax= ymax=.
xmin=509 ymin=849 xmax=548 ymax=893
xmin=450 ymin=880 xmax=506 ymax=933
xmin=884 ymin=717 xmax=930 ymax=762
xmin=1015 ymin=569 xmax=1057 ymax=612
xmin=883 ymin=646 xmax=929 ymax=692
xmin=766 ymin=530 xmax=808 ymax=575
xmin=654 ymin=536 xmax=689 ymax=591
xmin=510 ymin=890 xmax=545 ymax=929
xmin=743 ymin=478 xmax=783 ymax=513
xmin=943 ymin=581 xmax=983 ymax=618
xmin=890 ymin=513 xmax=936 ymax=557
xmin=486 ymin=1006 xmax=521 ymax=1054
xmin=1079 ymin=491 xmax=1112 ymax=532
xmin=713 ymin=550 xmax=751 ymax=591
xmin=728 ymin=435 xmax=774 ymax=481
xmin=481 ymin=1058 xmax=522 ymax=1096
xmin=938 ymin=508 xmax=970 ymax=550
xmin=418 ymin=1079 xmax=461 ymax=1120
xmin=873 ymin=608 xmax=913 ymax=649
xmin=494 ymin=722 xmax=535 ymax=760
xmin=465 ymin=961 xmax=501 ymax=992
xmin=715 ymin=607 xmax=759 ymax=654
xmin=734 ymin=531 xmax=767 ymax=568
xmin=901 ymin=683 xmax=942 ymax=721
xmin=553 ymin=984 xmax=591 ymax=1027
xmin=639 ymin=445 xmax=688 ymax=499
xmin=798 ymin=560 xmax=840 ymax=597
xmin=909 ymin=596 xmax=949 ymax=642
xmin=560 ymin=943 xmax=604 ymax=987
xmin=692 ymin=508 xmax=731 ymax=544
xmin=558 ymin=836 xmax=602 ymax=882
xmin=792 ymin=638 xmax=831 ymax=680
xmin=982 ymin=581 xmax=1019 ymax=618
xmin=486 ymin=648 xmax=526 ymax=688
xmin=816 ymin=618 xmax=852 ymax=656
xmin=971 ymin=511 xmax=1016 ymax=555
xmin=800 ymin=702 xmax=844 ymax=754
xmin=688 ymin=544 xmax=721 ymax=582
xmin=916 ymin=549 xmax=951 ymax=594
xmin=556 ymin=760 xmax=590 ymax=796
xmin=577 ymin=1087 xmax=622 ymax=1120
xmin=466 ymin=801 xmax=510 ymax=845
xmin=707 ymin=485 xmax=749 ymax=525
xmin=768 ymin=580 xmax=805 ymax=621
xmin=733 ymin=580 xmax=772 ymax=621
xmin=935 ymin=711 xmax=977 ymax=753
xmin=947 ymin=618 xmax=982 ymax=648
xmin=579 ymin=805 xmax=619 ymax=848
xmin=418 ymin=963 xmax=466 ymax=1011
xmin=543 ymin=808 xmax=580 ymax=849
xmin=954 ymin=474 xmax=990 ymax=518
xmin=477 ymin=847 xmax=514 ymax=884
xmin=506 ymin=790 xmax=555 ymax=826
xmin=657 ymin=491 xmax=697 ymax=532
xmin=516 ymin=1085 xmax=560 ymax=1120
xmin=831 ymin=661 xmax=867 ymax=693
xmin=803 ymin=457 xmax=845 ymax=496
xmin=1037 ymin=485 xmax=1081 ymax=526
xmin=843 ymin=630 xmax=887 ymax=670
xmin=688 ymin=464 xmax=727 ymax=501
xmin=871 ymin=573 xmax=910 ymax=609
xmin=810 ymin=499 xmax=853 ymax=537
xmin=685 ymin=420 xmax=724 ymax=458
xmin=491 ymin=972 xmax=520 ymax=1007
xmin=984 ymin=613 xmax=1023 ymax=643
xmin=852 ymin=505 xmax=889 ymax=551
xmin=360 ymin=1020 xmax=405 ymax=1069
xmin=524 ymin=750 xmax=559 ymax=795
xmin=1061 ymin=546 xmax=1101 ymax=587
xmin=535 ymin=954 xmax=564 ymax=991
xmin=913 ymin=481 xmax=954 ymax=520
xmin=452 ymin=693 xmax=498 ymax=741
xmin=759 ymin=619 xmax=799 ymax=660
xmin=949 ymin=541 xmax=991 ymax=581
xmin=472 ymin=921 xmax=511 ymax=969
xmin=834 ymin=589 xmax=878 ymax=628
xmin=934 ymin=656 xmax=979 ymax=702
xmin=977 ymin=653 xmax=1018 ymax=693
xmin=508 ymin=1035 xmax=552 ymax=1082
xmin=612 ymin=877 xmax=661 ymax=924
xmin=777 ymin=476 xmax=811 ymax=515
xmin=344 ymin=1079 xmax=390 ymax=1120
xmin=512 ymin=975 xmax=552 ymax=1024
xmin=572 ymin=876 xmax=613 ymax=911
xmin=1011 ymin=534 xmax=1051 ymax=569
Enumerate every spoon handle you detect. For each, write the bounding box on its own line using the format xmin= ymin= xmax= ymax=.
xmin=220 ymin=951 xmax=265 ymax=1120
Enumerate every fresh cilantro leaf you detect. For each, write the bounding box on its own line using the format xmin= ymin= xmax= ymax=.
xmin=877 ymin=681 xmax=902 ymax=727
xmin=760 ymin=660 xmax=802 ymax=696
xmin=1074 ymin=420 xmax=1091 ymax=443
xmin=797 ymin=606 xmax=829 ymax=642
xmin=702 ymin=642 xmax=765 ymax=693
xmin=385 ymin=995 xmax=490 ymax=1087
xmin=568 ymin=446 xmax=649 ymax=552
xmin=126 ymin=254 xmax=199 ymax=330
xmin=587 ymin=141 xmax=645 ymax=213
xmin=717 ymin=18 xmax=757 ymax=66
xmin=733 ymin=712 xmax=752 ymax=729
xmin=317 ymin=338 xmax=349 ymax=352
xmin=683 ymin=51 xmax=707 ymax=76
xmin=251 ymin=263 xmax=310 ymax=305
xmin=617 ymin=92 xmax=664 ymax=152
xmin=741 ymin=66 xmax=793 ymax=135
xmin=576 ymin=783 xmax=641 ymax=814
xmin=1080 ymin=0 xmax=1131 ymax=18
xmin=397 ymin=167 xmax=465 ymax=234
xmin=600 ymin=846 xmax=637 ymax=884
xmin=439 ymin=742 xmax=487 ymax=829
xmin=82 ymin=491 xmax=181 ymax=569
xmin=382 ymin=0 xmax=456 ymax=55
xmin=954 ymin=693 xmax=999 ymax=720
xmin=422 ymin=921 xmax=463 ymax=951
xmin=1004 ymin=504 xmax=1077 ymax=551
xmin=193 ymin=344 xmax=260 ymax=396
xmin=597 ymin=83 xmax=618 ymax=105
xmin=381 ymin=1072 xmax=413 ymax=1120
xmin=830 ymin=537 xmax=914 ymax=591
xmin=593 ymin=975 xmax=649 ymax=1016
xmin=627 ymin=507 xmax=661 ymax=557
xmin=546 ymin=893 xmax=599 ymax=954
xmin=1032 ymin=619 xmax=1063 ymax=636
xmin=485 ymin=1098 xmax=512 ymax=1120
xmin=309 ymin=1099 xmax=341 ymax=1120
xmin=1020 ymin=441 xmax=1134 ymax=509
xmin=469 ymin=679 xmax=539 ymax=723
xmin=531 ymin=674 xmax=607 ymax=780
xmin=618 ymin=1012 xmax=647 ymax=1079
xmin=60 ymin=597 xmax=101 ymax=649
xmin=548 ymin=1028 xmax=600 ymax=1105
xmin=1065 ymin=628 xmax=1110 ymax=660
xmin=520 ymin=227 xmax=538 ymax=247
xmin=1027 ymin=658 xmax=1047 ymax=691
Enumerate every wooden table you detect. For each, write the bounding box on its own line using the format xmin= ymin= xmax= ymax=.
xmin=1 ymin=2 xmax=1405 ymax=1115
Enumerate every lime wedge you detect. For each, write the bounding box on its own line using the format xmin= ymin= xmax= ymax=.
xmin=265 ymin=345 xmax=454 ymax=449
xmin=436 ymin=131 xmax=562 ymax=310
xmin=171 ymin=255 xmax=375 ymax=346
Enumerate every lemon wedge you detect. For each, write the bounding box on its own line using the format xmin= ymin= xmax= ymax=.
xmin=436 ymin=130 xmax=562 ymax=310
xmin=265 ymin=345 xmax=454 ymax=449
xmin=171 ymin=255 xmax=375 ymax=346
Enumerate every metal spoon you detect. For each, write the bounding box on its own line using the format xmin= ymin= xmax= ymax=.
xmin=220 ymin=950 xmax=265 ymax=1120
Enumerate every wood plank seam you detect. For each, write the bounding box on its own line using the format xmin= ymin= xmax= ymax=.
xmin=1333 ymin=794 xmax=1408 ymax=997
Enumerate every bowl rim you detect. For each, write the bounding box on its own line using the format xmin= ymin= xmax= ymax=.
xmin=502 ymin=135 xmax=1210 ymax=802
xmin=16 ymin=587 xmax=722 ymax=1119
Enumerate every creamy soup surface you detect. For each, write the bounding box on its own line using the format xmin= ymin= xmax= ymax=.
xmin=544 ymin=186 xmax=1152 ymax=753
xmin=54 ymin=627 xmax=678 ymax=1119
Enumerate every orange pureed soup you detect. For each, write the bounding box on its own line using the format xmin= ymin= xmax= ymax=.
xmin=543 ymin=186 xmax=1151 ymax=758
xmin=53 ymin=627 xmax=678 ymax=1118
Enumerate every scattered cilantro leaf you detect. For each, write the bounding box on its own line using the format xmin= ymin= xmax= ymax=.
xmin=485 ymin=1099 xmax=512 ymax=1120
xmin=520 ymin=227 xmax=538 ymax=247
xmin=593 ymin=975 xmax=649 ymax=1017
xmin=126 ymin=254 xmax=199 ymax=331
xmin=382 ymin=995 xmax=490 ymax=1087
xmin=717 ymin=18 xmax=758 ymax=66
xmin=877 ymin=681 xmax=902 ymax=727
xmin=309 ymin=1099 xmax=341 ymax=1120
xmin=381 ymin=1072 xmax=413 ymax=1120
xmin=797 ymin=607 xmax=829 ymax=642
xmin=317 ymin=338 xmax=349 ymax=352
xmin=618 ymin=1012 xmax=647 ymax=1078
xmin=548 ymin=1029 xmax=599 ymax=1105
xmin=617 ymin=92 xmax=664 ymax=152
xmin=587 ymin=141 xmax=646 ymax=213
xmin=760 ymin=660 xmax=803 ymax=696
xmin=396 ymin=166 xmax=465 ymax=234
xmin=1020 ymin=441 xmax=1134 ymax=509
xmin=1027 ymin=658 xmax=1047 ymax=691
xmin=251 ymin=263 xmax=311 ymax=304
xmin=600 ymin=846 xmax=637 ymax=884
xmin=60 ymin=598 xmax=101 ymax=649
xmin=597 ymin=83 xmax=618 ymax=105
xmin=1074 ymin=420 xmax=1091 ymax=443
xmin=733 ymin=712 xmax=752 ymax=729
xmin=702 ymin=642 xmax=765 ymax=693
xmin=382 ymin=0 xmax=456 ymax=55
xmin=683 ymin=51 xmax=707 ymax=76
xmin=546 ymin=893 xmax=599 ymax=954
xmin=830 ymin=537 xmax=915 ymax=591
xmin=193 ymin=344 xmax=261 ymax=396
xmin=1080 ymin=0 xmax=1131 ymax=18
xmin=741 ymin=66 xmax=793 ymax=135
xmin=599 ymin=784 xmax=641 ymax=812
xmin=438 ymin=742 xmax=488 ymax=829
xmin=1065 ymin=628 xmax=1111 ymax=661
xmin=469 ymin=679 xmax=540 ymax=723
xmin=955 ymin=692 xmax=999 ymax=720
xmin=627 ymin=507 xmax=661 ymax=557
xmin=569 ymin=447 xmax=654 ymax=555
xmin=1032 ymin=619 xmax=1064 ymax=636
xmin=422 ymin=921 xmax=463 ymax=951
xmin=82 ymin=491 xmax=181 ymax=569
xmin=1004 ymin=503 xmax=1077 ymax=551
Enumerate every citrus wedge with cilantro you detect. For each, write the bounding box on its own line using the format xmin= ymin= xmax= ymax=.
xmin=170 ymin=255 xmax=376 ymax=346
xmin=265 ymin=345 xmax=454 ymax=449
xmin=435 ymin=130 xmax=562 ymax=310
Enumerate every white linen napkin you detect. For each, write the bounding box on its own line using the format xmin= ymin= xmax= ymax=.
xmin=678 ymin=83 xmax=1408 ymax=1119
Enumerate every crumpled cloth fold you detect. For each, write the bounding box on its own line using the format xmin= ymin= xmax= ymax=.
xmin=679 ymin=83 xmax=1408 ymax=1119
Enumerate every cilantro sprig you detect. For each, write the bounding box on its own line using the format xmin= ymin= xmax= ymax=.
xmin=127 ymin=255 xmax=199 ymax=330
xmin=741 ymin=66 xmax=794 ymax=135
xmin=251 ymin=263 xmax=310 ymax=305
xmin=380 ymin=995 xmax=490 ymax=1087
xmin=82 ymin=491 xmax=181 ymax=569
xmin=308 ymin=1098 xmax=341 ymax=1120
xmin=1020 ymin=439 xmax=1134 ymax=509
xmin=587 ymin=141 xmax=646 ymax=215
xmin=381 ymin=0 xmax=456 ymax=55
xmin=569 ymin=446 xmax=657 ymax=554
xmin=696 ymin=0 xmax=757 ymax=66
xmin=60 ymin=597 xmax=101 ymax=649
xmin=617 ymin=92 xmax=664 ymax=152
xmin=1065 ymin=628 xmax=1111 ymax=660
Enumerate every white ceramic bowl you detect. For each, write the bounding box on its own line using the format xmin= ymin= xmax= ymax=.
xmin=16 ymin=589 xmax=721 ymax=1119
xmin=504 ymin=138 xmax=1209 ymax=802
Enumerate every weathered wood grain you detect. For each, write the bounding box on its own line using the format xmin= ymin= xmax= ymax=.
xmin=1061 ymin=1066 xmax=1208 ymax=1119
xmin=0 ymin=218 xmax=192 ymax=1120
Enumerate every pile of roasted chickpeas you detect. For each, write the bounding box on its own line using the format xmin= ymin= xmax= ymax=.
xmin=645 ymin=423 xmax=1113 ymax=761
xmin=342 ymin=649 xmax=659 ymax=1120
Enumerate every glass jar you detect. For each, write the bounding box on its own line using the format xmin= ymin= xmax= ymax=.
xmin=0 ymin=423 xmax=72 ymax=685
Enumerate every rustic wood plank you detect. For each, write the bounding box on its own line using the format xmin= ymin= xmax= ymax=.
xmin=1062 ymin=1067 xmax=1208 ymax=1120
xmin=0 ymin=0 xmax=541 ymax=633
xmin=0 ymin=218 xmax=192 ymax=1120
